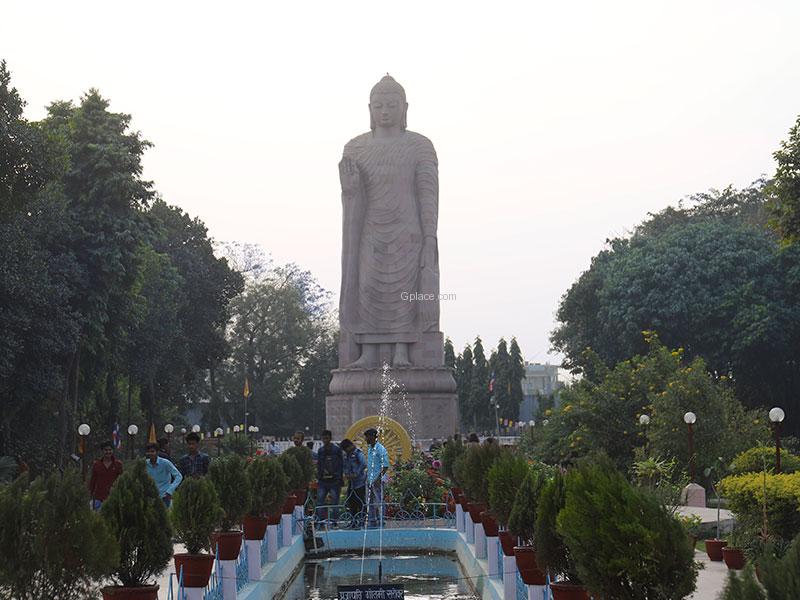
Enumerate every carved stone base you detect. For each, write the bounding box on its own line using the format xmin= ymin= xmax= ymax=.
xmin=326 ymin=391 xmax=458 ymax=441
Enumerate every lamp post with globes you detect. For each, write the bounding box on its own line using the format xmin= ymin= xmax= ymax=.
xmin=164 ymin=423 xmax=174 ymax=445
xmin=769 ymin=407 xmax=785 ymax=474
xmin=639 ymin=414 xmax=650 ymax=456
xmin=684 ymin=412 xmax=697 ymax=482
xmin=214 ymin=427 xmax=224 ymax=456
xmin=78 ymin=423 xmax=91 ymax=481
xmin=127 ymin=424 xmax=139 ymax=459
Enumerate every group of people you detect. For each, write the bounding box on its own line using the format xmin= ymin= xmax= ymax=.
xmin=314 ymin=427 xmax=389 ymax=528
xmin=87 ymin=432 xmax=211 ymax=509
xmin=87 ymin=426 xmax=392 ymax=529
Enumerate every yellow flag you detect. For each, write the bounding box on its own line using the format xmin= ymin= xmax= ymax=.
xmin=148 ymin=423 xmax=157 ymax=444
xmin=243 ymin=377 xmax=250 ymax=398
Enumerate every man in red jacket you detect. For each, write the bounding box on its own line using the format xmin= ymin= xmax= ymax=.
xmin=88 ymin=441 xmax=123 ymax=510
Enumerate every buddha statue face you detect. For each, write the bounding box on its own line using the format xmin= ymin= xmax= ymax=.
xmin=370 ymin=92 xmax=405 ymax=130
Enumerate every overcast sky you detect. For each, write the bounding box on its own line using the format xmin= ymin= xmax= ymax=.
xmin=3 ymin=1 xmax=800 ymax=364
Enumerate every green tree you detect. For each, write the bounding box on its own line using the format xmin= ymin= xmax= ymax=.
xmin=444 ymin=337 xmax=455 ymax=369
xmin=552 ymin=184 xmax=800 ymax=435
xmin=455 ymin=345 xmax=474 ymax=431
xmin=509 ymin=338 xmax=525 ymax=411
xmin=470 ymin=337 xmax=491 ymax=431
xmin=770 ymin=114 xmax=800 ymax=244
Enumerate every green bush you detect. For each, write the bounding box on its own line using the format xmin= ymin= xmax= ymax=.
xmin=558 ymin=457 xmax=698 ymax=599
xmin=101 ymin=460 xmax=173 ymax=587
xmin=278 ymin=453 xmax=305 ymax=491
xmin=441 ymin=437 xmax=465 ymax=483
xmin=488 ymin=453 xmax=530 ymax=526
xmin=247 ymin=456 xmax=287 ymax=516
xmin=719 ymin=471 xmax=800 ymax=543
xmin=209 ymin=454 xmax=251 ymax=531
xmin=535 ymin=471 xmax=579 ymax=582
xmin=760 ymin=532 xmax=800 ymax=599
xmin=0 ymin=469 xmax=118 ymax=599
xmin=507 ymin=468 xmax=546 ymax=543
xmin=732 ymin=446 xmax=800 ymax=475
xmin=171 ymin=477 xmax=223 ymax=554
xmin=719 ymin=565 xmax=766 ymax=600
xmin=458 ymin=443 xmax=504 ymax=503
xmin=282 ymin=445 xmax=315 ymax=486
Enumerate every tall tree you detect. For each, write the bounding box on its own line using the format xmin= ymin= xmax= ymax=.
xmin=444 ymin=337 xmax=455 ymax=370
xmin=509 ymin=338 xmax=525 ymax=414
xmin=552 ymin=184 xmax=800 ymax=435
xmin=455 ymin=345 xmax=474 ymax=431
xmin=490 ymin=339 xmax=517 ymax=422
xmin=470 ymin=337 xmax=491 ymax=431
xmin=770 ymin=114 xmax=800 ymax=244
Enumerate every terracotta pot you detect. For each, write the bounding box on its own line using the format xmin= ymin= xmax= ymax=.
xmin=722 ymin=547 xmax=746 ymax=570
xmin=498 ymin=530 xmax=517 ymax=556
xmin=101 ymin=586 xmax=159 ymax=600
xmin=550 ymin=582 xmax=590 ymax=600
xmin=705 ymin=539 xmax=727 ymax=561
xmin=467 ymin=502 xmax=486 ymax=523
xmin=211 ymin=530 xmax=243 ymax=560
xmin=514 ymin=546 xmax=547 ymax=585
xmin=294 ymin=488 xmax=307 ymax=505
xmin=242 ymin=515 xmax=269 ymax=540
xmin=173 ymin=553 xmax=215 ymax=588
xmin=267 ymin=511 xmax=282 ymax=525
xmin=451 ymin=487 xmax=462 ymax=498
xmin=481 ymin=512 xmax=499 ymax=536
xmin=282 ymin=494 xmax=297 ymax=514
xmin=458 ymin=493 xmax=469 ymax=507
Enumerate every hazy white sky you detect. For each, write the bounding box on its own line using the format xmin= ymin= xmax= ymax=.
xmin=3 ymin=1 xmax=800 ymax=363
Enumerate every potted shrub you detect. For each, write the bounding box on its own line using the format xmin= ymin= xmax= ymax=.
xmin=208 ymin=454 xmax=252 ymax=560
xmin=171 ymin=476 xmax=224 ymax=588
xmin=100 ymin=461 xmax=174 ymax=600
xmin=244 ymin=456 xmax=288 ymax=535
xmin=278 ymin=453 xmax=303 ymax=513
xmin=558 ymin=456 xmax=698 ymax=600
xmin=535 ymin=471 xmax=587 ymax=600
xmin=460 ymin=443 xmax=503 ymax=523
xmin=488 ymin=452 xmax=530 ymax=551
xmin=0 ymin=469 xmax=119 ymax=600
xmin=441 ymin=436 xmax=465 ymax=496
xmin=508 ymin=468 xmax=548 ymax=585
xmin=282 ymin=445 xmax=314 ymax=503
xmin=704 ymin=460 xmax=729 ymax=561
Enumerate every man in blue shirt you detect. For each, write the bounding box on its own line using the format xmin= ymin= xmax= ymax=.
xmin=364 ymin=428 xmax=390 ymax=528
xmin=145 ymin=442 xmax=183 ymax=507
xmin=341 ymin=438 xmax=367 ymax=527
xmin=315 ymin=429 xmax=344 ymax=522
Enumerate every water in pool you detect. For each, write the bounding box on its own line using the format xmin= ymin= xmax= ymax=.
xmin=280 ymin=552 xmax=479 ymax=599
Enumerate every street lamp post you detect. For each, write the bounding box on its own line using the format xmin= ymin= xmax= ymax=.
xmin=214 ymin=427 xmax=224 ymax=456
xmin=127 ymin=424 xmax=139 ymax=459
xmin=490 ymin=396 xmax=500 ymax=437
xmin=78 ymin=423 xmax=91 ymax=481
xmin=684 ymin=412 xmax=697 ymax=482
xmin=639 ymin=414 xmax=650 ymax=456
xmin=769 ymin=407 xmax=785 ymax=474
xmin=164 ymin=423 xmax=174 ymax=445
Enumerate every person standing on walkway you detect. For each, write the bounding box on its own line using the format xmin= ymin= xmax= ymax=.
xmin=178 ymin=432 xmax=210 ymax=478
xmin=315 ymin=429 xmax=343 ymax=522
xmin=88 ymin=441 xmax=123 ymax=510
xmin=365 ymin=428 xmax=390 ymax=528
xmin=341 ymin=438 xmax=367 ymax=526
xmin=145 ymin=442 xmax=182 ymax=507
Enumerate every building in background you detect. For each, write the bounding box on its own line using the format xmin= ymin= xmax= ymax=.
xmin=518 ymin=362 xmax=563 ymax=422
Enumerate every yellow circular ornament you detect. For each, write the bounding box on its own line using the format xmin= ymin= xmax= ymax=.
xmin=344 ymin=415 xmax=412 ymax=466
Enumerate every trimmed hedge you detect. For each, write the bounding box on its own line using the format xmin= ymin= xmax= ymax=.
xmin=719 ymin=472 xmax=800 ymax=542
xmin=731 ymin=446 xmax=800 ymax=475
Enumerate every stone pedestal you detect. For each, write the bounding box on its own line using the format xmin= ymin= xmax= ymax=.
xmin=183 ymin=588 xmax=203 ymax=600
xmin=245 ymin=540 xmax=261 ymax=581
xmin=487 ymin=536 xmax=499 ymax=577
xmin=326 ymin=365 xmax=457 ymax=440
xmin=456 ymin=504 xmax=465 ymax=533
xmin=475 ymin=522 xmax=486 ymax=559
xmin=682 ymin=483 xmax=707 ymax=508
xmin=266 ymin=525 xmax=278 ymax=562
xmin=527 ymin=584 xmax=546 ymax=600
xmin=465 ymin=512 xmax=475 ymax=544
xmin=503 ymin=555 xmax=517 ymax=600
xmin=294 ymin=505 xmax=304 ymax=535
xmin=219 ymin=560 xmax=237 ymax=600
xmin=281 ymin=514 xmax=293 ymax=546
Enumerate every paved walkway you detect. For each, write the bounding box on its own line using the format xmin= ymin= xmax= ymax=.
xmin=690 ymin=550 xmax=729 ymax=600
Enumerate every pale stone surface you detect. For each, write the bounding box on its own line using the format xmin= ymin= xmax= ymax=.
xmin=327 ymin=75 xmax=456 ymax=439
xmin=682 ymin=483 xmax=708 ymax=508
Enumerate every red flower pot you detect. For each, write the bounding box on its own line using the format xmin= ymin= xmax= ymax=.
xmin=294 ymin=488 xmax=307 ymax=505
xmin=173 ymin=553 xmax=215 ymax=588
xmin=101 ymin=586 xmax=159 ymax=600
xmin=211 ymin=530 xmax=243 ymax=560
xmin=481 ymin=512 xmax=499 ymax=537
xmin=705 ymin=539 xmax=727 ymax=561
xmin=268 ymin=511 xmax=282 ymax=525
xmin=457 ymin=493 xmax=469 ymax=507
xmin=499 ymin=530 xmax=516 ymax=556
xmin=467 ymin=502 xmax=486 ymax=523
xmin=282 ymin=494 xmax=297 ymax=514
xmin=242 ymin=515 xmax=269 ymax=540
xmin=514 ymin=546 xmax=547 ymax=585
xmin=451 ymin=487 xmax=462 ymax=498
xmin=722 ymin=547 xmax=746 ymax=570
xmin=550 ymin=582 xmax=590 ymax=600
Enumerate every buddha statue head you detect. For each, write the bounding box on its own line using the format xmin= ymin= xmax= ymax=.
xmin=369 ymin=74 xmax=408 ymax=132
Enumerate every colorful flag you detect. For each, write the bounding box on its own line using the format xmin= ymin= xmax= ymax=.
xmin=148 ymin=423 xmax=157 ymax=444
xmin=488 ymin=372 xmax=495 ymax=393
xmin=112 ymin=422 xmax=121 ymax=449
xmin=243 ymin=377 xmax=251 ymax=398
